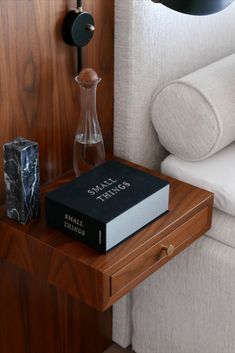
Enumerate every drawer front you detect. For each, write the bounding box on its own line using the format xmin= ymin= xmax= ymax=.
xmin=111 ymin=206 xmax=209 ymax=296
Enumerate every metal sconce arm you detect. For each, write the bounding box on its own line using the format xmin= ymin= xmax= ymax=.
xmin=62 ymin=0 xmax=95 ymax=73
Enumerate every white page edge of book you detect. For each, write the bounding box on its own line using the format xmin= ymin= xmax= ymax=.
xmin=106 ymin=184 xmax=170 ymax=250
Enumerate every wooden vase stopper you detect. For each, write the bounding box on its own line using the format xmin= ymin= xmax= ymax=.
xmin=76 ymin=68 xmax=101 ymax=87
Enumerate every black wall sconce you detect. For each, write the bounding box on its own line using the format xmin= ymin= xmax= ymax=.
xmin=62 ymin=0 xmax=95 ymax=73
xmin=62 ymin=0 xmax=234 ymax=73
xmin=151 ymin=0 xmax=234 ymax=16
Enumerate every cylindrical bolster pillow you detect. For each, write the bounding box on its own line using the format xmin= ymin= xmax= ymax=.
xmin=151 ymin=54 xmax=235 ymax=161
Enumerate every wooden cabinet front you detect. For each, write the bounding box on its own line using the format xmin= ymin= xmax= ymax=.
xmin=111 ymin=206 xmax=210 ymax=297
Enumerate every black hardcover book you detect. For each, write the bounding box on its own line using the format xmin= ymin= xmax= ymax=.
xmin=45 ymin=160 xmax=170 ymax=252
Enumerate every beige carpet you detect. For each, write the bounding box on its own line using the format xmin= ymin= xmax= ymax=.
xmin=103 ymin=343 xmax=134 ymax=353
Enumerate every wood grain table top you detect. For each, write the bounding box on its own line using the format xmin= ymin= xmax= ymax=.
xmin=0 ymin=157 xmax=213 ymax=311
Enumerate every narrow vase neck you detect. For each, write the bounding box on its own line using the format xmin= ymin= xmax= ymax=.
xmin=79 ymin=84 xmax=98 ymax=119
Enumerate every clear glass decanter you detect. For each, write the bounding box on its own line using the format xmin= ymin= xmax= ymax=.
xmin=73 ymin=68 xmax=105 ymax=176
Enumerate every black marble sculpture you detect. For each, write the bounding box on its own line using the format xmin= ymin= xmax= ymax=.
xmin=3 ymin=137 xmax=40 ymax=224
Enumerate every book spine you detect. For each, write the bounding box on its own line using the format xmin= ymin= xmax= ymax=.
xmin=45 ymin=198 xmax=106 ymax=252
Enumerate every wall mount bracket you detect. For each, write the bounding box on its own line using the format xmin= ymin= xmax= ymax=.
xmin=62 ymin=1 xmax=95 ymax=73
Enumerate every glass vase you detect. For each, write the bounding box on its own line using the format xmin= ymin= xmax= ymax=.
xmin=73 ymin=69 xmax=105 ymax=177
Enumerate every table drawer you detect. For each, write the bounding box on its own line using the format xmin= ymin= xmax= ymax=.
xmin=111 ymin=206 xmax=210 ymax=296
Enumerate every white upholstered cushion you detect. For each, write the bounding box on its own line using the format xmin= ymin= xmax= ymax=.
xmin=113 ymin=209 xmax=235 ymax=350
xmin=152 ymin=54 xmax=235 ymax=161
xmin=112 ymin=295 xmax=132 ymax=348
xmin=161 ymin=142 xmax=235 ymax=216
xmin=113 ymin=1 xmax=235 ymax=351
xmin=207 ymin=208 xmax=235 ymax=249
xmin=114 ymin=0 xmax=235 ymax=169
xmin=131 ymin=235 xmax=235 ymax=353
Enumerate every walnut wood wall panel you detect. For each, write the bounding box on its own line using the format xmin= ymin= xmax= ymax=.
xmin=0 ymin=0 xmax=114 ymax=204
xmin=84 ymin=0 xmax=114 ymax=152
xmin=0 ymin=258 xmax=112 ymax=353
xmin=0 ymin=1 xmax=114 ymax=352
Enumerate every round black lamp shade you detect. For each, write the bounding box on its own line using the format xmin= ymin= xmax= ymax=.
xmin=151 ymin=0 xmax=234 ymax=15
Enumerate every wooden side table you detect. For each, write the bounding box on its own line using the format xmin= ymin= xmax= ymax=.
xmin=0 ymin=157 xmax=213 ymax=353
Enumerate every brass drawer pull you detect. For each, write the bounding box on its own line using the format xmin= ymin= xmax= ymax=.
xmin=161 ymin=244 xmax=175 ymax=256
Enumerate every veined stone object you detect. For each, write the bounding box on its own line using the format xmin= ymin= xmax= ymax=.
xmin=3 ymin=137 xmax=40 ymax=224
